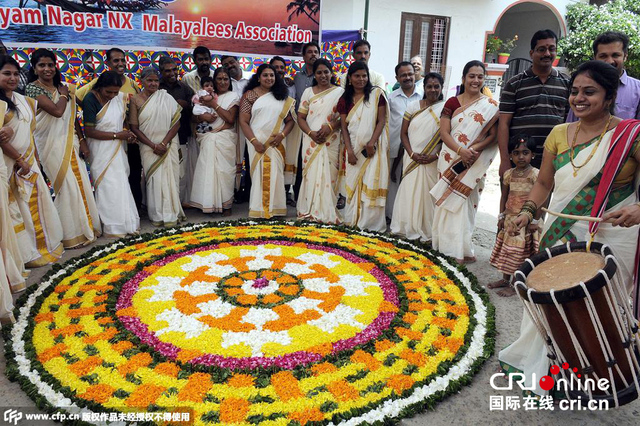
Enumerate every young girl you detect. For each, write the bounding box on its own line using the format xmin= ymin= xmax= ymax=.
xmin=192 ymin=76 xmax=218 ymax=134
xmin=488 ymin=135 xmax=541 ymax=297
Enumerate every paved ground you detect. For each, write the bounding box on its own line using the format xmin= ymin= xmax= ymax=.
xmin=2 ymin=157 xmax=639 ymax=424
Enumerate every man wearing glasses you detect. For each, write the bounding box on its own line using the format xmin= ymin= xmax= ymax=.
xmin=498 ymin=30 xmax=570 ymax=174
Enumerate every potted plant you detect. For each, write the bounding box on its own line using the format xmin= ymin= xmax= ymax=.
xmin=485 ymin=36 xmax=501 ymax=63
xmin=498 ymin=35 xmax=519 ymax=64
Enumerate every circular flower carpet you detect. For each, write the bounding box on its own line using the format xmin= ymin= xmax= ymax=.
xmin=4 ymin=221 xmax=494 ymax=425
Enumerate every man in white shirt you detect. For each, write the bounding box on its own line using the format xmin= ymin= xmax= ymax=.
xmin=390 ymin=55 xmax=425 ymax=97
xmin=340 ymin=40 xmax=385 ymax=89
xmin=221 ymin=55 xmax=251 ymax=202
xmin=180 ymin=46 xmax=213 ymax=206
xmin=411 ymin=55 xmax=425 ymax=97
xmin=222 ymin=55 xmax=249 ymax=95
xmin=182 ymin=46 xmax=214 ymax=94
xmin=387 ymin=61 xmax=422 ymax=219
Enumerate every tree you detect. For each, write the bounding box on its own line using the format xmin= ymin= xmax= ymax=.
xmin=287 ymin=0 xmax=320 ymax=25
xmin=559 ymin=0 xmax=640 ymax=76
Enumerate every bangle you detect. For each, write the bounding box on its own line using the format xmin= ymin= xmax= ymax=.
xmin=79 ymin=137 xmax=86 ymax=143
xmin=215 ymin=105 xmax=221 ymax=111
xmin=328 ymin=123 xmax=334 ymax=132
xmin=531 ymin=218 xmax=539 ymax=225
xmin=307 ymin=130 xmax=313 ymax=136
xmin=409 ymin=152 xmax=415 ymax=160
xmin=498 ymin=212 xmax=505 ymax=220
xmin=280 ymin=132 xmax=286 ymax=139
xmin=249 ymin=137 xmax=257 ymax=143
xmin=456 ymin=146 xmax=462 ymax=156
xmin=60 ymin=95 xmax=68 ymax=101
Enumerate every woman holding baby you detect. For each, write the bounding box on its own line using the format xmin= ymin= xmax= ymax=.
xmin=129 ymin=67 xmax=185 ymax=226
xmin=189 ymin=67 xmax=240 ymax=215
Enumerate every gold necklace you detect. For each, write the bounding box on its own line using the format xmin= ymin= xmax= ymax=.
xmin=569 ymin=115 xmax=612 ymax=177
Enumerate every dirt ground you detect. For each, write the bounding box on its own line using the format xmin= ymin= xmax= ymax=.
xmin=2 ymin=155 xmax=639 ymax=425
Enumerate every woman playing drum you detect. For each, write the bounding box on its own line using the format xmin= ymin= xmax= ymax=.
xmin=500 ymin=60 xmax=640 ymax=395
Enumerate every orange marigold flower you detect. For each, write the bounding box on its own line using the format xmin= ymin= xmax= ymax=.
xmin=80 ymin=384 xmax=115 ymax=403
xmin=154 ymin=362 xmax=181 ymax=378
xmin=227 ymin=374 xmax=255 ymax=388
xmin=327 ymin=380 xmax=360 ymax=401
xmin=271 ymin=371 xmax=303 ymax=401
xmin=125 ymin=384 xmax=165 ymax=408
xmin=118 ymin=352 xmax=152 ymax=376
xmin=387 ymin=374 xmax=414 ymax=394
xmin=311 ymin=362 xmax=339 ymax=376
xmin=178 ymin=372 xmax=211 ymax=402
xmin=288 ymin=408 xmax=325 ymax=425
xmin=350 ymin=350 xmax=381 ymax=371
xmin=375 ymin=340 xmax=395 ymax=352
xmin=219 ymin=397 xmax=250 ymax=423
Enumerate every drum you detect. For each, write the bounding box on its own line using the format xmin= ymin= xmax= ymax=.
xmin=514 ymin=241 xmax=640 ymax=407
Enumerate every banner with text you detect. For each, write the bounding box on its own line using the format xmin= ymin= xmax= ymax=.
xmin=1 ymin=0 xmax=320 ymax=57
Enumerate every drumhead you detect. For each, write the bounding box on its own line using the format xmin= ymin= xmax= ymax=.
xmin=527 ymin=252 xmax=605 ymax=292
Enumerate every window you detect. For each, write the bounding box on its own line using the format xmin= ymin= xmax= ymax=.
xmin=399 ymin=12 xmax=450 ymax=75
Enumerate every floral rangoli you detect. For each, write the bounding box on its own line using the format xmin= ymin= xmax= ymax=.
xmin=4 ymin=221 xmax=494 ymax=425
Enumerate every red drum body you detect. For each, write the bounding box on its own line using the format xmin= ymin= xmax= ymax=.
xmin=514 ymin=242 xmax=640 ymax=407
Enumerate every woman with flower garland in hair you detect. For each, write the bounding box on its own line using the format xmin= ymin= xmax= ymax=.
xmin=337 ymin=61 xmax=389 ymax=232
xmin=0 ymin=55 xmax=64 ymax=267
xmin=296 ymin=58 xmax=344 ymax=223
xmin=190 ymin=67 xmax=240 ymax=216
xmin=83 ymin=70 xmax=139 ymax=237
xmin=130 ymin=67 xmax=185 ymax=227
xmin=430 ymin=60 xmax=499 ymax=264
xmin=238 ymin=64 xmax=295 ymax=219
xmin=501 ymin=60 xmax=640 ymax=396
xmin=25 ymin=48 xmax=101 ymax=248
xmin=390 ymin=72 xmax=445 ymax=241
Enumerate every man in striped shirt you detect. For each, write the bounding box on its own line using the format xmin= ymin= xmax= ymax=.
xmin=498 ymin=29 xmax=570 ymax=175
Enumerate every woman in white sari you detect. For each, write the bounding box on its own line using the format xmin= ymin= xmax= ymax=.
xmin=391 ymin=73 xmax=445 ymax=241
xmin=501 ymin=61 xmax=640 ymax=395
xmin=26 ymin=49 xmax=101 ymax=248
xmin=0 ymin=97 xmax=26 ymax=324
xmin=190 ymin=67 xmax=240 ymax=215
xmin=296 ymin=59 xmax=344 ymax=223
xmin=338 ymin=61 xmax=389 ymax=232
xmin=0 ymin=56 xmax=64 ymax=268
xmin=130 ymin=68 xmax=184 ymax=227
xmin=83 ymin=71 xmax=139 ymax=237
xmin=430 ymin=61 xmax=499 ymax=263
xmin=239 ymin=64 xmax=295 ymax=219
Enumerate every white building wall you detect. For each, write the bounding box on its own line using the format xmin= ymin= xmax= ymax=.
xmin=322 ymin=0 xmax=578 ymax=92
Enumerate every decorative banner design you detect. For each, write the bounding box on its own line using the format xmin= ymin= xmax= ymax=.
xmin=7 ymin=42 xmax=354 ymax=86
xmin=0 ymin=0 xmax=320 ymax=57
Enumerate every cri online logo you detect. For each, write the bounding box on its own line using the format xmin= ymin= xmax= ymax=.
xmin=539 ymin=363 xmax=579 ymax=391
